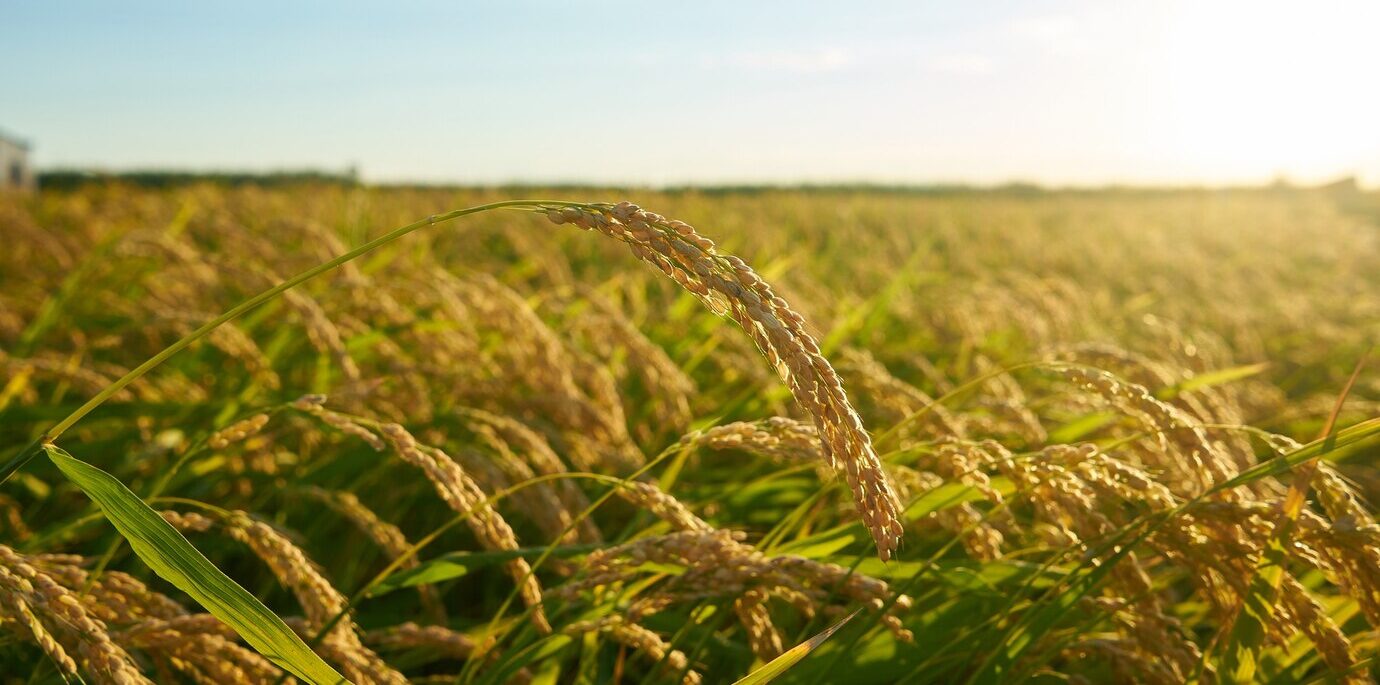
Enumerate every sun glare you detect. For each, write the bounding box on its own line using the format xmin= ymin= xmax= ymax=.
xmin=1154 ymin=1 xmax=1380 ymax=183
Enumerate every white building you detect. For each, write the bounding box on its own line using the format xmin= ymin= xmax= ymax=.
xmin=0 ymin=131 xmax=35 ymax=192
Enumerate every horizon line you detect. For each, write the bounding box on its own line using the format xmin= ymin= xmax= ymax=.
xmin=31 ymin=166 xmax=1373 ymax=194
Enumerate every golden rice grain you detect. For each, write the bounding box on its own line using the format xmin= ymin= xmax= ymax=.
xmin=378 ymin=422 xmax=551 ymax=634
xmin=549 ymin=202 xmax=903 ymax=559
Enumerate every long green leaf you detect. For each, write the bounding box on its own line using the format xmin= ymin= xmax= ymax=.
xmin=45 ymin=445 xmax=348 ymax=685
xmin=1215 ymin=417 xmax=1380 ymax=491
xmin=1158 ymin=362 xmax=1270 ymax=398
xmin=1220 ymin=539 xmax=1286 ymax=683
xmin=368 ymin=543 xmax=597 ymax=597
xmin=732 ymin=608 xmax=861 ymax=684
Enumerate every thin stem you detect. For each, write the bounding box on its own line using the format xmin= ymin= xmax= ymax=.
xmin=0 ymin=199 xmax=579 ymax=484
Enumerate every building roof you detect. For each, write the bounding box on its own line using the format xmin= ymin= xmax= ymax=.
xmin=0 ymin=129 xmax=31 ymax=151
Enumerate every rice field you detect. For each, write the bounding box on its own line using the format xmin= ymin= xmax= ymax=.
xmin=2 ymin=183 xmax=1379 ymax=684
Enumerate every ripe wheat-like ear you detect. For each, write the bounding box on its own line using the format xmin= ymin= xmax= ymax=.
xmin=547 ymin=201 xmax=903 ymax=559
xmin=7 ymin=198 xmax=903 ymax=561
xmin=8 ymin=186 xmax=1380 ymax=684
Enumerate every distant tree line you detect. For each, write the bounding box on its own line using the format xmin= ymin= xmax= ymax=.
xmin=37 ymin=167 xmax=361 ymax=190
xmin=31 ymin=170 xmax=1369 ymax=202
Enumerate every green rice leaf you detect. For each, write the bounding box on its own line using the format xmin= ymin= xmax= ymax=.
xmin=368 ymin=543 xmax=597 ymax=597
xmin=44 ymin=444 xmax=349 ymax=685
xmin=1048 ymin=411 xmax=1118 ymax=442
xmin=1159 ymin=362 xmax=1270 ymax=398
xmin=1219 ymin=538 xmax=1286 ymax=683
xmin=1215 ymin=417 xmax=1380 ymax=491
xmin=732 ymin=608 xmax=861 ymax=684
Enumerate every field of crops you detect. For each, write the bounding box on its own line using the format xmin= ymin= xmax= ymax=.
xmin=2 ymin=184 xmax=1379 ymax=684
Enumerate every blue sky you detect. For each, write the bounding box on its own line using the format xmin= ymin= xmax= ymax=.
xmin=3 ymin=1 xmax=1378 ymax=185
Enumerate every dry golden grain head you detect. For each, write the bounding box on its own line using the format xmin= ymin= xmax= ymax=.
xmin=365 ymin=622 xmax=479 ymax=659
xmin=0 ymin=494 xmax=31 ymax=541
xmin=161 ymin=510 xmax=407 ymax=684
xmin=547 ymin=202 xmax=904 ymax=559
xmin=556 ymin=527 xmax=914 ymax=641
xmin=932 ymin=503 xmax=1005 ymax=561
xmin=164 ymin=316 xmax=281 ymax=390
xmin=441 ymin=271 xmax=644 ymax=471
xmin=459 ymin=428 xmax=582 ymax=544
xmin=1060 ymin=366 xmax=1233 ymax=491
xmin=0 ymin=545 xmax=153 ymax=685
xmin=1069 ymin=639 xmax=1180 ymax=685
xmin=563 ymin=616 xmax=702 ymax=685
xmin=30 ymin=559 xmax=188 ymax=624
xmin=207 ymin=412 xmax=270 ymax=449
xmin=378 ymin=421 xmax=551 ymax=634
xmin=12 ymin=183 xmax=1380 ymax=683
xmin=120 ymin=616 xmax=283 ymax=685
xmin=836 ymin=347 xmax=965 ymax=439
xmin=6 ymin=595 xmax=80 ymax=679
xmin=293 ymin=395 xmax=386 ymax=450
xmin=278 ymin=286 xmax=362 ymax=383
xmin=930 ymin=441 xmax=1003 ymax=505
xmin=1279 ymin=573 xmax=1362 ymax=682
xmin=303 ymin=485 xmax=447 ymax=622
xmin=189 ymin=512 xmax=347 ymax=628
xmin=688 ymin=417 xmax=823 ymax=463
xmin=1313 ymin=464 xmax=1372 ymax=526
xmin=0 ymin=351 xmax=134 ymax=400
xmin=301 ymin=487 xmax=410 ymax=561
xmin=615 ymin=480 xmax=711 ymax=532
xmin=548 ymin=284 xmax=698 ymax=435
xmin=458 ymin=407 xmax=601 ymax=543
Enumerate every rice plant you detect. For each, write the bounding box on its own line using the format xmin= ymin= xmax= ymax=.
xmin=2 ymin=184 xmax=1379 ymax=683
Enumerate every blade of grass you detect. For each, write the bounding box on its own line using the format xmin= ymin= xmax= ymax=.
xmin=1157 ymin=361 xmax=1271 ymax=399
xmin=732 ymin=608 xmax=861 ymax=685
xmin=368 ymin=544 xmax=598 ymax=596
xmin=43 ymin=444 xmax=348 ymax=685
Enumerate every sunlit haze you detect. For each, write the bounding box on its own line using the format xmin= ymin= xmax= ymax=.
xmin=4 ymin=0 xmax=1377 ymax=186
